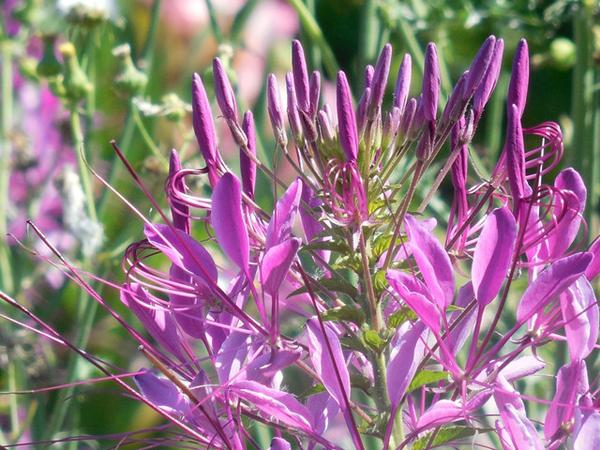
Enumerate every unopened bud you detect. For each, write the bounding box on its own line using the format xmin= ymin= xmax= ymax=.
xmin=113 ymin=44 xmax=147 ymax=96
xmin=37 ymin=36 xmax=62 ymax=78
xmin=59 ymin=42 xmax=92 ymax=101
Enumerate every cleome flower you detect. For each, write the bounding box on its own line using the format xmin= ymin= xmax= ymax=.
xmin=4 ymin=36 xmax=600 ymax=449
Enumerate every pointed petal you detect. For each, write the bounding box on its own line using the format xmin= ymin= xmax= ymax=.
xmin=387 ymin=322 xmax=427 ymax=410
xmin=386 ymin=270 xmax=441 ymax=333
xmin=506 ymin=103 xmax=526 ymax=204
xmin=231 ymin=380 xmax=313 ymax=432
xmin=416 ymin=400 xmax=463 ymax=431
xmin=261 ymin=238 xmax=301 ymax=297
xmin=502 ymin=404 xmax=543 ymax=450
xmin=135 ymin=370 xmax=190 ymax=414
xmin=405 ymin=214 xmax=454 ymax=310
xmin=545 ymin=360 xmax=587 ymax=439
xmin=560 ymin=276 xmax=598 ymax=360
xmin=368 ymin=43 xmax=392 ymax=117
xmin=211 ymin=173 xmax=250 ymax=272
xmin=574 ymin=412 xmax=600 ymax=450
xmin=516 ymin=252 xmax=592 ymax=324
xmin=144 ymin=223 xmax=217 ymax=283
xmin=270 ymin=437 xmax=292 ymax=450
xmin=306 ymin=319 xmax=350 ymax=409
xmin=472 ymin=207 xmax=517 ymax=306
xmin=463 ymin=35 xmax=497 ymax=100
xmin=121 ymin=283 xmax=187 ymax=361
xmin=212 ymin=58 xmax=238 ymax=122
xmin=266 ymin=179 xmax=303 ymax=248
xmin=393 ymin=54 xmax=412 ymax=114
xmin=473 ymin=38 xmax=504 ymax=118
xmin=306 ymin=392 xmax=340 ymax=435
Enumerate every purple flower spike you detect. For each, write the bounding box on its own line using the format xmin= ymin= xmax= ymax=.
xmin=368 ymin=43 xmax=392 ymax=117
xmin=473 ymin=38 xmax=505 ymax=120
xmin=472 ymin=207 xmax=517 ymax=306
xmin=394 ymin=54 xmax=412 ymax=114
xmin=336 ymin=71 xmax=359 ymax=162
xmin=192 ymin=73 xmax=219 ymax=186
xmin=211 ymin=173 xmax=250 ymax=273
xmin=463 ymin=35 xmax=497 ymax=100
xmin=212 ymin=57 xmax=238 ymax=123
xmin=292 ymin=39 xmax=310 ymax=112
xmin=422 ymin=43 xmax=440 ymax=122
xmin=507 ymin=39 xmax=529 ymax=118
xmin=516 ymin=252 xmax=592 ymax=324
xmin=505 ymin=104 xmax=526 ymax=207
xmin=267 ymin=74 xmax=286 ymax=145
xmin=399 ymin=97 xmax=417 ymax=137
xmin=309 ymin=70 xmax=321 ymax=118
xmin=285 ymin=72 xmax=303 ymax=141
xmin=240 ymin=111 xmax=257 ymax=198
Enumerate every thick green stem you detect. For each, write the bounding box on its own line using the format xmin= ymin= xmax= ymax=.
xmin=0 ymin=41 xmax=14 ymax=294
xmin=570 ymin=1 xmax=597 ymax=241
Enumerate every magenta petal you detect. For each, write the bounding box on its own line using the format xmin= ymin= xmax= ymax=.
xmin=211 ymin=173 xmax=250 ymax=272
xmin=446 ymin=282 xmax=476 ymax=354
xmin=305 ymin=319 xmax=350 ymax=409
xmin=261 ymin=238 xmax=301 ymax=297
xmin=144 ymin=223 xmax=217 ymax=284
xmin=472 ymin=207 xmax=517 ymax=306
xmin=500 ymin=356 xmax=546 ymax=382
xmin=502 ymin=404 xmax=543 ymax=450
xmin=560 ymin=275 xmax=598 ymax=360
xmin=404 ymin=214 xmax=454 ymax=310
xmin=368 ymin=43 xmax=392 ymax=116
xmin=416 ymin=400 xmax=463 ymax=431
xmin=215 ymin=331 xmax=251 ymax=384
xmin=230 ymin=380 xmax=313 ymax=432
xmin=386 ymin=270 xmax=441 ymax=333
xmin=265 ymin=178 xmax=303 ymax=248
xmin=269 ymin=437 xmax=292 ymax=450
xmin=291 ymin=40 xmax=310 ymax=112
xmin=386 ymin=321 xmax=427 ymax=410
xmin=135 ymin=369 xmax=190 ymax=414
xmin=121 ymin=283 xmax=187 ymax=362
xmin=506 ymin=104 xmax=526 ymax=205
xmin=574 ymin=412 xmax=600 ymax=450
xmin=306 ymin=392 xmax=340 ymax=435
xmin=212 ymin=57 xmax=238 ymax=122
xmin=169 ymin=265 xmax=205 ymax=339
xmin=167 ymin=150 xmax=190 ymax=233
xmin=545 ymin=359 xmax=587 ymax=439
xmin=516 ymin=252 xmax=592 ymax=324
xmin=393 ymin=54 xmax=412 ymax=114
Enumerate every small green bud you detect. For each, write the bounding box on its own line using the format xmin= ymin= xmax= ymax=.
xmin=59 ymin=42 xmax=92 ymax=101
xmin=19 ymin=57 xmax=39 ymax=81
xmin=36 ymin=35 xmax=62 ymax=78
xmin=161 ymin=93 xmax=187 ymax=122
xmin=112 ymin=44 xmax=148 ymax=96
xmin=549 ymin=37 xmax=576 ymax=70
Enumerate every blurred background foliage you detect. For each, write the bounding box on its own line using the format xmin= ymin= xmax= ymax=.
xmin=0 ymin=0 xmax=599 ymax=447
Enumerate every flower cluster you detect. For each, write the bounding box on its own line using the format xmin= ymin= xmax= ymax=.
xmin=12 ymin=36 xmax=600 ymax=448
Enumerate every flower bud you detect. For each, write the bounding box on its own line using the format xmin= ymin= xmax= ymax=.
xmin=368 ymin=43 xmax=392 ymax=118
xmin=37 ymin=35 xmax=62 ymax=78
xmin=59 ymin=42 xmax=93 ymax=101
xmin=292 ymin=40 xmax=310 ymax=112
xmin=213 ymin=57 xmax=238 ymax=123
xmin=393 ymin=54 xmax=412 ymax=115
xmin=422 ymin=43 xmax=440 ymax=122
xmin=113 ymin=44 xmax=148 ymax=96
xmin=336 ymin=71 xmax=359 ymax=162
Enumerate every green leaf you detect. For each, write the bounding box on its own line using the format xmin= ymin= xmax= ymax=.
xmin=341 ymin=335 xmax=369 ymax=354
xmin=387 ymin=307 xmax=417 ymax=329
xmin=318 ymin=278 xmax=358 ymax=298
xmin=412 ymin=426 xmax=476 ymax=450
xmin=358 ymin=412 xmax=389 ymax=437
xmin=363 ymin=329 xmax=386 ymax=353
xmin=407 ymin=370 xmax=450 ymax=393
xmin=322 ymin=305 xmax=365 ymax=325
xmin=372 ymin=233 xmax=393 ymax=259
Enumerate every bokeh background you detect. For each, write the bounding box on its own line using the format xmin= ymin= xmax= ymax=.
xmin=0 ymin=0 xmax=599 ymax=447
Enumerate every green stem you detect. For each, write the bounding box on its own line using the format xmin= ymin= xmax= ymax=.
xmin=286 ymin=0 xmax=339 ymax=77
xmin=132 ymin=106 xmax=168 ymax=165
xmin=204 ymin=0 xmax=224 ymax=42
xmin=70 ymin=109 xmax=98 ymax=221
xmin=0 ymin=41 xmax=14 ymax=294
xmin=570 ymin=1 xmax=596 ymax=241
xmin=44 ymin=277 xmax=98 ymax=439
xmin=359 ymin=0 xmax=379 ymax=68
